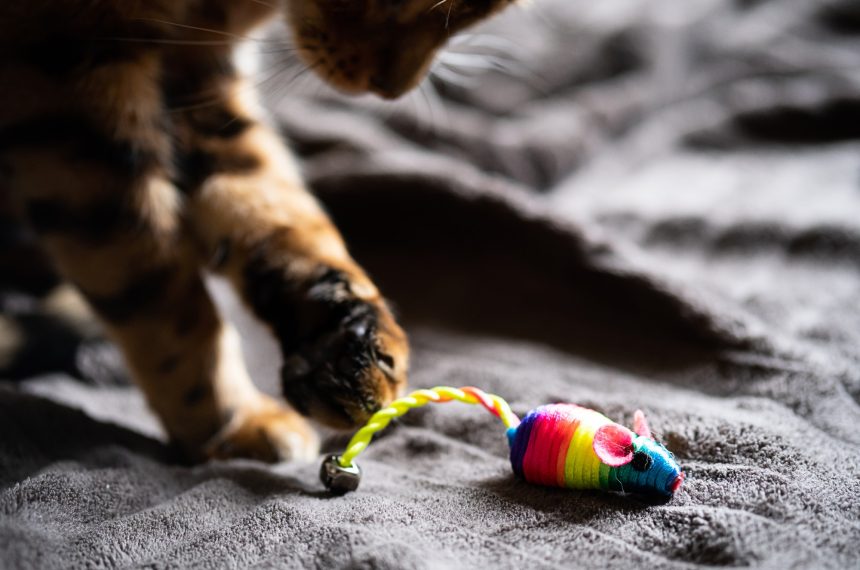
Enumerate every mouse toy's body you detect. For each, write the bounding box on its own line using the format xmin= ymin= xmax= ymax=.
xmin=508 ymin=404 xmax=684 ymax=496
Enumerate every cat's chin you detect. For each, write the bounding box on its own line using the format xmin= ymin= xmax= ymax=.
xmin=300 ymin=60 xmax=418 ymax=101
xmin=366 ymin=82 xmax=412 ymax=101
xmin=368 ymin=86 xmax=405 ymax=101
xmin=325 ymin=60 xmax=433 ymax=100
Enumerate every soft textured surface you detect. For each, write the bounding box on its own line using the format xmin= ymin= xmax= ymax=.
xmin=2 ymin=0 xmax=860 ymax=567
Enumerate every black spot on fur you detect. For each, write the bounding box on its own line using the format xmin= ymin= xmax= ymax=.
xmin=24 ymin=195 xmax=141 ymax=243
xmin=20 ymin=36 xmax=152 ymax=76
xmin=82 ymin=267 xmax=173 ymax=324
xmin=188 ymin=108 xmax=254 ymax=140
xmin=11 ymin=14 xmax=166 ymax=76
xmin=210 ymin=238 xmax=232 ymax=269
xmin=243 ymin=249 xmax=369 ymax=354
xmin=163 ymin=56 xmax=236 ymax=110
xmin=0 ymin=222 xmax=60 ymax=295
xmin=183 ymin=382 xmax=211 ymax=406
xmin=158 ymin=354 xmax=181 ymax=374
xmin=173 ymin=293 xmax=204 ymax=336
xmin=0 ymin=115 xmax=159 ymax=179
xmin=175 ymin=148 xmax=261 ymax=194
xmin=454 ymin=0 xmax=497 ymax=17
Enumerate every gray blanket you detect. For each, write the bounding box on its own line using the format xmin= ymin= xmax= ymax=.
xmin=2 ymin=0 xmax=859 ymax=567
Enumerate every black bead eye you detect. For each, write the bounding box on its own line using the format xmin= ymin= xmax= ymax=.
xmin=631 ymin=451 xmax=653 ymax=472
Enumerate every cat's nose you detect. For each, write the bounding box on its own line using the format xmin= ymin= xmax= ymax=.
xmin=369 ymin=44 xmax=412 ymax=99
xmin=368 ymin=74 xmax=403 ymax=100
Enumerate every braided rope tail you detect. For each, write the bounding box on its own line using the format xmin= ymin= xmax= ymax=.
xmin=320 ymin=386 xmax=521 ymax=494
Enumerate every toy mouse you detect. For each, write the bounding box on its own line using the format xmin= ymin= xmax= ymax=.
xmin=321 ymin=386 xmax=685 ymax=497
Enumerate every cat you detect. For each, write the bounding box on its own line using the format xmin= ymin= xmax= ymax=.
xmin=0 ymin=0 xmax=515 ymax=462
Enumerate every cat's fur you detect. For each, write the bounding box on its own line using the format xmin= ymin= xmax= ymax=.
xmin=0 ymin=0 xmax=513 ymax=462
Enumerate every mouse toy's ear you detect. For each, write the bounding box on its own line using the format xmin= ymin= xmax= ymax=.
xmin=633 ymin=409 xmax=652 ymax=439
xmin=593 ymin=424 xmax=634 ymax=466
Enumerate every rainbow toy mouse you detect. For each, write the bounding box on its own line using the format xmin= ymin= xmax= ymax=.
xmin=321 ymin=386 xmax=685 ymax=497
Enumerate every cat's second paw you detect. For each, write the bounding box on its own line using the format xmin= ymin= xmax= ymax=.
xmin=205 ymin=395 xmax=319 ymax=463
xmin=277 ymin=268 xmax=409 ymax=429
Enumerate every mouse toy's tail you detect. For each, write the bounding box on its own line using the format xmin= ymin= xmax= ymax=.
xmin=320 ymin=386 xmax=518 ymax=494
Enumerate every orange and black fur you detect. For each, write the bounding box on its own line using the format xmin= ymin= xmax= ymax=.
xmin=0 ymin=1 xmax=514 ymax=462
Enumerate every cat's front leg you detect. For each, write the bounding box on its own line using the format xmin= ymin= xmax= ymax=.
xmin=6 ymin=138 xmax=318 ymax=463
xmin=174 ymin=74 xmax=410 ymax=430
xmin=2 ymin=50 xmax=318 ymax=463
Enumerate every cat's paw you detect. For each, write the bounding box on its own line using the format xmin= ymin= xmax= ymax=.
xmin=278 ymin=268 xmax=409 ymax=429
xmin=204 ymin=395 xmax=319 ymax=463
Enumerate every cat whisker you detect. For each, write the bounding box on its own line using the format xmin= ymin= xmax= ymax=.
xmin=428 ymin=0 xmax=449 ymax=13
xmin=98 ymin=37 xmax=240 ymax=46
xmin=258 ymin=46 xmax=302 ymax=55
xmin=166 ymin=57 xmax=291 ymax=113
xmin=415 ymin=83 xmax=435 ymax=134
xmin=418 ymin=79 xmax=449 ymax=134
xmin=430 ymin=64 xmax=479 ymax=88
xmin=445 ymin=41 xmax=526 ymax=73
xmin=437 ymin=52 xmax=502 ymax=72
xmin=132 ymin=17 xmax=277 ymax=44
xmin=438 ymin=42 xmax=550 ymax=93
xmin=446 ymin=33 xmax=548 ymax=81
xmin=296 ymin=64 xmax=326 ymax=97
xmin=269 ymin=58 xmax=327 ymax=102
xmin=450 ymin=33 xmax=523 ymax=56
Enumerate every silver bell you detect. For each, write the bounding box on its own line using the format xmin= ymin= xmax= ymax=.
xmin=320 ymin=455 xmax=362 ymax=494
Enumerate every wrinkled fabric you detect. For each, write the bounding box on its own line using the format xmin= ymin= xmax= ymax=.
xmin=2 ymin=0 xmax=859 ymax=567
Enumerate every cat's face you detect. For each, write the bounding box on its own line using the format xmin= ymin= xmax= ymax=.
xmin=283 ymin=0 xmax=513 ymax=99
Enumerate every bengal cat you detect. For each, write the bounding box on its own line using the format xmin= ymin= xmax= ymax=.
xmin=0 ymin=0 xmax=515 ymax=463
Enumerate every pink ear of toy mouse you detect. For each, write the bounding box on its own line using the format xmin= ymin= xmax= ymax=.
xmin=633 ymin=409 xmax=652 ymax=439
xmin=593 ymin=424 xmax=634 ymax=466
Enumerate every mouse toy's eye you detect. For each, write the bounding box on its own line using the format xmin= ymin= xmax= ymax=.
xmin=631 ymin=451 xmax=653 ymax=472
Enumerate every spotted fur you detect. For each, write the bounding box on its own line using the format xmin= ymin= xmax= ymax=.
xmin=0 ymin=0 xmax=514 ymax=462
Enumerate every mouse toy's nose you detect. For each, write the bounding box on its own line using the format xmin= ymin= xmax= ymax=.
xmin=669 ymin=472 xmax=686 ymax=494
